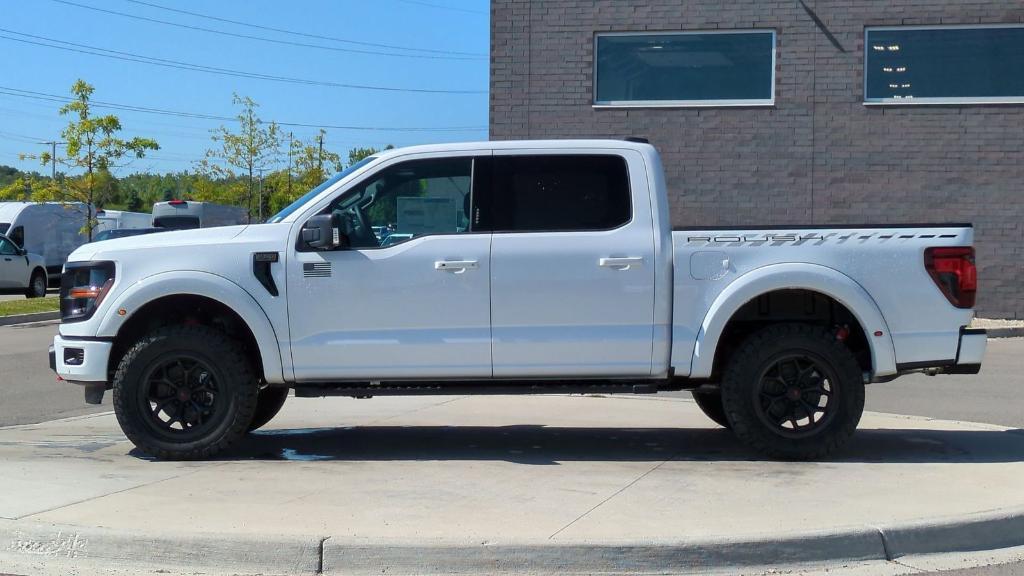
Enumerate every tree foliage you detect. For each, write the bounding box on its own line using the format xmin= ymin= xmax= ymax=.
xmin=15 ymin=80 xmax=159 ymax=239
xmin=195 ymin=94 xmax=280 ymax=222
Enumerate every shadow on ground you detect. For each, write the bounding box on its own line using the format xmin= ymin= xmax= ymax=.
xmin=159 ymin=425 xmax=1024 ymax=465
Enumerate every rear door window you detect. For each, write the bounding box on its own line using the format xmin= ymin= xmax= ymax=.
xmin=485 ymin=155 xmax=631 ymax=232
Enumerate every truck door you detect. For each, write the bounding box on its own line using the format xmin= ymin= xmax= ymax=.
xmin=485 ymin=151 xmax=657 ymax=377
xmin=287 ymin=155 xmax=493 ymax=380
xmin=0 ymin=236 xmax=22 ymax=288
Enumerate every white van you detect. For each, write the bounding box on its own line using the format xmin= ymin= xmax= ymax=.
xmin=95 ymin=209 xmax=151 ymax=233
xmin=0 ymin=202 xmax=88 ymax=277
xmin=151 ymin=200 xmax=248 ymax=229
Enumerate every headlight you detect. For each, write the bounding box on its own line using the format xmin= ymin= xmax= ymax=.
xmin=60 ymin=261 xmax=115 ymax=323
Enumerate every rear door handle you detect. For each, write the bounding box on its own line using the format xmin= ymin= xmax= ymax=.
xmin=435 ymin=260 xmax=478 ymax=273
xmin=599 ymin=256 xmax=644 ymax=269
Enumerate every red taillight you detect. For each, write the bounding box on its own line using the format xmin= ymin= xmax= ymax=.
xmin=168 ymin=199 xmax=187 ymax=206
xmin=924 ymin=247 xmax=976 ymax=309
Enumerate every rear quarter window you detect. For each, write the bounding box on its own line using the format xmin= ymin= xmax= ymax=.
xmin=488 ymin=155 xmax=631 ymax=232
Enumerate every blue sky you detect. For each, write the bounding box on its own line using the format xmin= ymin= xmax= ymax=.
xmin=0 ymin=0 xmax=489 ymax=175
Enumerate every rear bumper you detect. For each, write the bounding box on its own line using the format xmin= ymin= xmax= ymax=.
xmin=950 ymin=328 xmax=986 ymax=374
xmin=50 ymin=334 xmax=112 ymax=384
xmin=888 ymin=327 xmax=986 ymax=378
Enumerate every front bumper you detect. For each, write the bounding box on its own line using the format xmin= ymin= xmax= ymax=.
xmin=49 ymin=334 xmax=113 ymax=384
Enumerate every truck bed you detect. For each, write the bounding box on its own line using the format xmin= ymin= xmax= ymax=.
xmin=668 ymin=224 xmax=977 ymax=380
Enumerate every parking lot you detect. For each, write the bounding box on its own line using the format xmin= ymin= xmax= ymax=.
xmin=1 ymin=321 xmax=1023 ymax=575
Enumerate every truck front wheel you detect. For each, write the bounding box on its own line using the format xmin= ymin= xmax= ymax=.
xmin=112 ymin=325 xmax=259 ymax=460
xmin=720 ymin=324 xmax=865 ymax=460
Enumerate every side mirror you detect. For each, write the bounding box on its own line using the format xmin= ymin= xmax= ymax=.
xmin=301 ymin=214 xmax=349 ymax=250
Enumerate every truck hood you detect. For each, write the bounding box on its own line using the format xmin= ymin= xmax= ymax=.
xmin=68 ymin=225 xmax=250 ymax=262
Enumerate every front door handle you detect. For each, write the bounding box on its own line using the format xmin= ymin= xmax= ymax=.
xmin=435 ymin=260 xmax=478 ymax=273
xmin=599 ymin=256 xmax=644 ymax=269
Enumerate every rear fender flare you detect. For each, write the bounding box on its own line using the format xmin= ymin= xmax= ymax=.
xmin=691 ymin=263 xmax=897 ymax=379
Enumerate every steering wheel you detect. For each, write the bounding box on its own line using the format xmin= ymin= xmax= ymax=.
xmin=344 ymin=206 xmax=377 ymax=247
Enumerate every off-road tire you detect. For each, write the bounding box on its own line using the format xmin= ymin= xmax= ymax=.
xmin=248 ymin=386 xmax=289 ymax=432
xmin=691 ymin=389 xmax=731 ymax=429
xmin=112 ymin=325 xmax=259 ymax=460
xmin=720 ymin=323 xmax=865 ymax=460
xmin=25 ymin=270 xmax=46 ymax=298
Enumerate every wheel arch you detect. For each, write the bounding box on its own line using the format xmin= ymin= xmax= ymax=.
xmin=690 ymin=263 xmax=896 ymax=380
xmin=98 ymin=271 xmax=285 ymax=384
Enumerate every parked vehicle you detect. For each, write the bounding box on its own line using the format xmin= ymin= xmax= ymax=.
xmin=0 ymin=233 xmax=47 ymax=298
xmin=92 ymin=228 xmax=167 ymax=242
xmin=0 ymin=202 xmax=88 ymax=278
xmin=151 ymin=200 xmax=248 ymax=230
xmin=95 ymin=210 xmax=152 ymax=233
xmin=48 ymin=140 xmax=986 ymax=460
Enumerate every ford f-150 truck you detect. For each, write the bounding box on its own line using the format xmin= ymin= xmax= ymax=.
xmin=49 ymin=140 xmax=986 ymax=460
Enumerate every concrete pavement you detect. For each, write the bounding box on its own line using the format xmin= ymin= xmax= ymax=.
xmin=1 ymin=394 xmax=1023 ymax=575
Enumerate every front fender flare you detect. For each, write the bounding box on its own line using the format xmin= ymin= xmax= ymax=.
xmin=690 ymin=263 xmax=897 ymax=379
xmin=96 ymin=271 xmax=285 ymax=383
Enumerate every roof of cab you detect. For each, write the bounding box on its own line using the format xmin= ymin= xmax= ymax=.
xmin=372 ymin=139 xmax=656 ymax=161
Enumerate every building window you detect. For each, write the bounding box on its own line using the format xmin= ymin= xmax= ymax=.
xmin=594 ymin=30 xmax=775 ymax=107
xmin=865 ymin=25 xmax=1024 ymax=104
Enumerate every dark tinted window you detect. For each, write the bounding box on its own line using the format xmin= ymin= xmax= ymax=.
xmin=9 ymin=226 xmax=23 ymax=247
xmin=866 ymin=26 xmax=1024 ymax=103
xmin=489 ymin=155 xmax=631 ymax=232
xmin=595 ymin=31 xmax=775 ymax=105
xmin=153 ymin=216 xmax=200 ymax=230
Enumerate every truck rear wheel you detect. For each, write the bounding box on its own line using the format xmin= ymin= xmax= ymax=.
xmin=112 ymin=325 xmax=259 ymax=460
xmin=720 ymin=323 xmax=864 ymax=460
xmin=691 ymin=389 xmax=731 ymax=428
xmin=248 ymin=386 xmax=288 ymax=432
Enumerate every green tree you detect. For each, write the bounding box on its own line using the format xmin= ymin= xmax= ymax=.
xmin=23 ymin=80 xmax=159 ymax=239
xmin=347 ymin=144 xmax=393 ymax=167
xmin=196 ymin=94 xmax=280 ymax=222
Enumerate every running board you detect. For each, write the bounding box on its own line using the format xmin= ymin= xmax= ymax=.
xmin=293 ymin=379 xmax=689 ymax=399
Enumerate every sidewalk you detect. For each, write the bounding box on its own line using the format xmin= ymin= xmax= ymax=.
xmin=1 ymin=395 xmax=1023 ymax=575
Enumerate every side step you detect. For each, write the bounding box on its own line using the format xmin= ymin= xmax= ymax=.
xmin=293 ymin=379 xmax=688 ymax=399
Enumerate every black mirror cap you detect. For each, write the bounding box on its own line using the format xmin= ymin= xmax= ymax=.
xmin=302 ymin=214 xmax=337 ymax=250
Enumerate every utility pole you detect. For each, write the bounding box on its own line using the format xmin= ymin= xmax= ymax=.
xmin=38 ymin=141 xmax=66 ymax=180
xmin=257 ymin=167 xmax=265 ymax=221
xmin=317 ymin=131 xmax=324 ymax=175
xmin=287 ymin=131 xmax=294 ymax=198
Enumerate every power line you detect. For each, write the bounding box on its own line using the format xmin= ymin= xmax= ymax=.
xmin=392 ymin=0 xmax=489 ymax=16
xmin=0 ymin=29 xmax=487 ymax=95
xmin=0 ymin=86 xmax=488 ymax=133
xmin=0 ymin=129 xmax=45 ymax=143
xmin=49 ymin=0 xmax=485 ymax=61
xmin=123 ymin=0 xmax=486 ymax=57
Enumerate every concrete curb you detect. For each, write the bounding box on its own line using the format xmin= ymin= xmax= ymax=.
xmin=3 ymin=507 xmax=1024 ymax=575
xmin=0 ymin=311 xmax=59 ymax=327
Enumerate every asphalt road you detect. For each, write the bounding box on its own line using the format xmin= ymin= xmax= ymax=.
xmin=0 ymin=320 xmax=106 ymax=426
xmin=0 ymin=321 xmax=1021 ymax=575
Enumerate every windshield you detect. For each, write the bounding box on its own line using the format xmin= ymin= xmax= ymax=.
xmin=267 ymin=156 xmax=377 ymax=223
xmin=0 ymin=223 xmax=8 ymax=234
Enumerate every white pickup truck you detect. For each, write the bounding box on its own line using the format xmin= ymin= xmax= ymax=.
xmin=49 ymin=140 xmax=986 ymax=460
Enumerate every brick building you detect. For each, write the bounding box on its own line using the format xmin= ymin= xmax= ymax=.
xmin=489 ymin=1 xmax=1024 ymax=318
